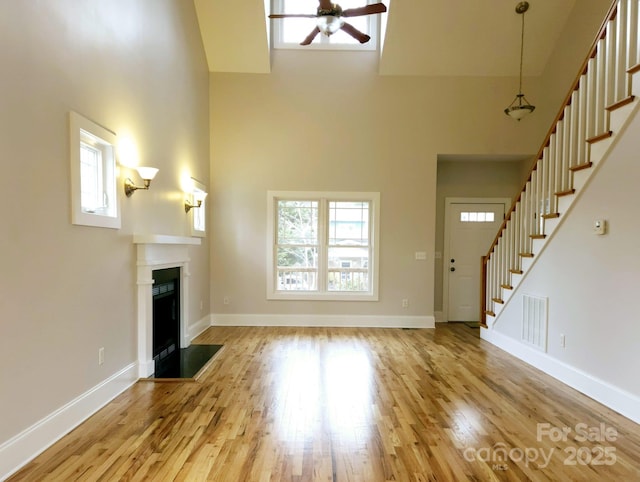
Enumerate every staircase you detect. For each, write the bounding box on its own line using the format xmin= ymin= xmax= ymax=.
xmin=481 ymin=0 xmax=640 ymax=327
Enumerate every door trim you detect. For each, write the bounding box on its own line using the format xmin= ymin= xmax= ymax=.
xmin=442 ymin=197 xmax=510 ymax=323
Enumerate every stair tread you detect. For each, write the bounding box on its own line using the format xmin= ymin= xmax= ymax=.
xmin=555 ymin=189 xmax=576 ymax=197
xmin=606 ymin=95 xmax=635 ymax=111
xmin=586 ymin=131 xmax=613 ymax=144
xmin=501 ymin=284 xmax=513 ymax=290
xmin=492 ymin=297 xmax=504 ymax=304
xmin=542 ymin=213 xmax=560 ymax=219
xmin=570 ymin=162 xmax=593 ymax=172
xmin=509 ymin=269 xmax=523 ymax=275
xmin=519 ymin=252 xmax=534 ymax=258
xmin=484 ymin=310 xmax=496 ymax=317
xmin=530 ymin=234 xmax=546 ymax=239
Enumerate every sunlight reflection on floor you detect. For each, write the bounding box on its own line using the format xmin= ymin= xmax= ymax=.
xmin=273 ymin=338 xmax=373 ymax=450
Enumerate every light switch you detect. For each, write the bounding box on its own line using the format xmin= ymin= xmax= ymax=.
xmin=593 ymin=219 xmax=606 ymax=235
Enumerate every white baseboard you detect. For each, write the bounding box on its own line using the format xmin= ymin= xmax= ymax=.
xmin=0 ymin=363 xmax=138 ymax=481
xmin=481 ymin=328 xmax=640 ymax=425
xmin=189 ymin=314 xmax=212 ymax=341
xmin=211 ymin=313 xmax=435 ymax=329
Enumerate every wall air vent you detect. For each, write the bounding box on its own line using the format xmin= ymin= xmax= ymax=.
xmin=522 ymin=294 xmax=548 ymax=351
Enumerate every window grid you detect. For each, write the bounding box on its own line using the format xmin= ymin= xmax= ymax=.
xmin=268 ymin=192 xmax=379 ymax=300
xmin=327 ymin=201 xmax=370 ymax=292
xmin=460 ymin=211 xmax=496 ymax=223
xmin=80 ymin=142 xmax=104 ymax=214
xmin=276 ymin=200 xmax=320 ymax=291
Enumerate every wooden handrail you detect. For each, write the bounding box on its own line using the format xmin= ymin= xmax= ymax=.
xmin=484 ymin=0 xmax=619 ymax=260
xmin=480 ymin=0 xmax=624 ymax=327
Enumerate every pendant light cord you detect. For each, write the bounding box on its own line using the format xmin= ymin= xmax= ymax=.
xmin=519 ymin=10 xmax=525 ymax=96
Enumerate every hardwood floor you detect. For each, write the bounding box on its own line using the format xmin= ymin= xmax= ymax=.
xmin=9 ymin=324 xmax=640 ymax=481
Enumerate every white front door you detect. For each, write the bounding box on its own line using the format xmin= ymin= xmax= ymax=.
xmin=446 ymin=202 xmax=505 ymax=322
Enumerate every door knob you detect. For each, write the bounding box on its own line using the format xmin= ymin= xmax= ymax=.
xmin=450 ymin=267 xmax=455 ymax=272
xmin=450 ymin=259 xmax=455 ymax=263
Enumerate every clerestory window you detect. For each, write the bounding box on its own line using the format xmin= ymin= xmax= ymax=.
xmin=272 ymin=0 xmax=381 ymax=50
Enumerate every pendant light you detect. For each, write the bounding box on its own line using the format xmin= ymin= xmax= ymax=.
xmin=504 ymin=1 xmax=535 ymax=120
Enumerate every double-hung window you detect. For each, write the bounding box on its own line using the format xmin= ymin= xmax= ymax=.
xmin=267 ymin=191 xmax=380 ymax=300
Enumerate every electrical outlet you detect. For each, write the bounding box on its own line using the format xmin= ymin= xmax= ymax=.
xmin=223 ymin=296 xmax=230 ymax=305
xmin=402 ymin=298 xmax=409 ymax=308
xmin=560 ymin=334 xmax=566 ymax=348
xmin=98 ymin=347 xmax=105 ymax=365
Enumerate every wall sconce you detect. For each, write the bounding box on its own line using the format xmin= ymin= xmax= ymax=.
xmin=185 ymin=190 xmax=207 ymax=213
xmin=124 ymin=167 xmax=159 ymax=197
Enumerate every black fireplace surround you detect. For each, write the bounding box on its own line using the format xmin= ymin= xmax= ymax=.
xmin=152 ymin=267 xmax=180 ymax=377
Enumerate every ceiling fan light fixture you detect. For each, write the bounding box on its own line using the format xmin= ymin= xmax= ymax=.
xmin=317 ymin=15 xmax=344 ymax=36
xmin=505 ymin=1 xmax=535 ymax=121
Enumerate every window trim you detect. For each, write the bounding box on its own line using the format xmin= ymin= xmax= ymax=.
xmin=266 ymin=190 xmax=380 ymax=301
xmin=271 ymin=0 xmax=380 ymax=51
xmin=69 ymin=112 xmax=120 ymax=229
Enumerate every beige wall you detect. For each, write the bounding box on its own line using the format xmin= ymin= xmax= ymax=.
xmin=0 ymin=0 xmax=209 ymax=444
xmin=207 ymin=0 xmax=609 ymax=323
xmin=539 ymin=0 xmax=614 ymax=118
xmin=209 ymin=51 xmax=546 ymax=320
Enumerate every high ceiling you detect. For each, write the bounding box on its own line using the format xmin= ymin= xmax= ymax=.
xmin=194 ymin=0 xmax=577 ymax=76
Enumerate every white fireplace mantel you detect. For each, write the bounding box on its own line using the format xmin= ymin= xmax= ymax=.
xmin=134 ymin=234 xmax=201 ymax=378
xmin=133 ymin=234 xmax=201 ymax=246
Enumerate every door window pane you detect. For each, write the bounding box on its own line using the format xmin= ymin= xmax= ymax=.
xmin=460 ymin=211 xmax=496 ymax=223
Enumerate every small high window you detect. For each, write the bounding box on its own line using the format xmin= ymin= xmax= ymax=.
xmin=190 ymin=178 xmax=207 ymax=237
xmin=69 ymin=112 xmax=120 ymax=229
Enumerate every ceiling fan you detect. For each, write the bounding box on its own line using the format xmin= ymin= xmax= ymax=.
xmin=269 ymin=1 xmax=387 ymax=45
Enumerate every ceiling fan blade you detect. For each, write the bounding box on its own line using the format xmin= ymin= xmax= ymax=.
xmin=340 ymin=22 xmax=370 ymax=43
xmin=269 ymin=13 xmax=318 ymax=18
xmin=342 ymin=3 xmax=387 ymax=17
xmin=319 ymin=0 xmax=333 ymax=10
xmin=300 ymin=27 xmax=321 ymax=45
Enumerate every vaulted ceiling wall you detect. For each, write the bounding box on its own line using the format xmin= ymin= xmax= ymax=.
xmin=195 ymin=0 xmax=588 ymax=77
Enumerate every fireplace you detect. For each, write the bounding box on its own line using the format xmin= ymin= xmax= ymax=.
xmin=152 ymin=267 xmax=180 ymax=376
xmin=134 ymin=234 xmax=201 ymax=378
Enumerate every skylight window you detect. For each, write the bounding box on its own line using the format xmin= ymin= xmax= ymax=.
xmin=272 ymin=0 xmax=380 ymax=50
